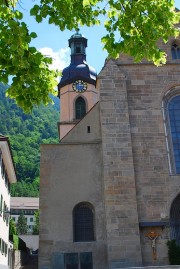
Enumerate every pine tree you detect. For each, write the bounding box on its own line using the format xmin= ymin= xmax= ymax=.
xmin=16 ymin=212 xmax=28 ymax=235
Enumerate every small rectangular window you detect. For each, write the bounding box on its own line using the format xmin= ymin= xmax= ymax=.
xmin=65 ymin=253 xmax=78 ymax=269
xmin=2 ymin=240 xmax=5 ymax=254
xmin=1 ymin=160 xmax=5 ymax=178
xmin=87 ymin=126 xmax=91 ymax=133
xmin=0 ymin=195 xmax=3 ymax=215
xmin=5 ymin=170 xmax=8 ymax=186
xmin=3 ymin=202 xmax=6 ymax=221
xmin=6 ymin=207 xmax=9 ymax=226
xmin=8 ymin=181 xmax=10 ymax=193
xmin=0 ymin=149 xmax=2 ymax=166
xmin=8 ymin=248 xmax=10 ymax=265
xmin=51 ymin=253 xmax=64 ymax=269
xmin=5 ymin=243 xmax=7 ymax=256
xmin=80 ymin=252 xmax=93 ymax=269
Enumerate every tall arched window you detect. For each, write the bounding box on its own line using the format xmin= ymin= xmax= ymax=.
xmin=75 ymin=97 xmax=86 ymax=120
xmin=171 ymin=42 xmax=180 ymax=60
xmin=73 ymin=202 xmax=95 ymax=242
xmin=163 ymin=89 xmax=180 ymax=174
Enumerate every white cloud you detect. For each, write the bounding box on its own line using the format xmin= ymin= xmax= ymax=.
xmin=39 ymin=47 xmax=70 ymax=71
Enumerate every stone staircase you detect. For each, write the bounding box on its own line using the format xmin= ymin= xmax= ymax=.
xmin=20 ymin=255 xmax=38 ymax=269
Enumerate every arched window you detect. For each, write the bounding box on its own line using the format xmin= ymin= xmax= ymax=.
xmin=75 ymin=97 xmax=86 ymax=120
xmin=171 ymin=42 xmax=180 ymax=60
xmin=170 ymin=193 xmax=180 ymax=245
xmin=163 ymin=89 xmax=180 ymax=174
xmin=73 ymin=202 xmax=95 ymax=242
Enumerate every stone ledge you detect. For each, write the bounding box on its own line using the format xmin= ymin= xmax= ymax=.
xmin=119 ymin=265 xmax=180 ymax=269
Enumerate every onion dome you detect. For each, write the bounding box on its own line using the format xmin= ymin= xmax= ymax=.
xmin=58 ymin=30 xmax=97 ymax=97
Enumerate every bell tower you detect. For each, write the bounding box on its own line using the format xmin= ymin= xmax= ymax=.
xmin=58 ymin=30 xmax=98 ymax=140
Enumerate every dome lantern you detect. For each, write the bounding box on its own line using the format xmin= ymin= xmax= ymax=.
xmin=58 ymin=30 xmax=97 ymax=96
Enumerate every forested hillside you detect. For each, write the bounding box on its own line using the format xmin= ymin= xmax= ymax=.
xmin=0 ymin=83 xmax=59 ymax=197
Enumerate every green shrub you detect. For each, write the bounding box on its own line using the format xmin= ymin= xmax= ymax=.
xmin=13 ymin=235 xmax=19 ymax=250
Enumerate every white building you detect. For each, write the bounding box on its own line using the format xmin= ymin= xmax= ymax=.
xmin=10 ymin=197 xmax=39 ymax=234
xmin=0 ymin=135 xmax=17 ymax=269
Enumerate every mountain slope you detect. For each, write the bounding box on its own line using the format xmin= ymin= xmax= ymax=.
xmin=0 ymin=83 xmax=59 ymax=196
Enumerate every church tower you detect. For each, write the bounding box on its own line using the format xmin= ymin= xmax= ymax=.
xmin=58 ymin=30 xmax=98 ymax=140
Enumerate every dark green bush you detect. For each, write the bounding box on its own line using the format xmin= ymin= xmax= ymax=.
xmin=167 ymin=240 xmax=180 ymax=265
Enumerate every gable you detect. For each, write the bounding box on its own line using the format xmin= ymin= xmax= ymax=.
xmin=61 ymin=102 xmax=101 ymax=144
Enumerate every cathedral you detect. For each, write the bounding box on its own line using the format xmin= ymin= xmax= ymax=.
xmin=39 ymin=31 xmax=180 ymax=269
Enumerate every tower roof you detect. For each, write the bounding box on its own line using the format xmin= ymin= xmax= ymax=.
xmin=70 ymin=29 xmax=83 ymax=39
xmin=58 ymin=30 xmax=97 ymax=96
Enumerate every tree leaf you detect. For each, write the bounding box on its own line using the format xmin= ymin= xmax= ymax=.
xmin=30 ymin=32 xmax=38 ymax=38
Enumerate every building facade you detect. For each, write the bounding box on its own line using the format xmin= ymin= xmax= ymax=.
xmin=0 ymin=135 xmax=17 ymax=269
xmin=39 ymin=33 xmax=180 ymax=269
xmin=10 ymin=197 xmax=39 ymax=235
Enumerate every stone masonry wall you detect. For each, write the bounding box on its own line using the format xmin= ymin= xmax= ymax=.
xmin=99 ymin=60 xmax=142 ymax=268
xmin=39 ymin=143 xmax=107 ymax=269
xmin=120 ymin=61 xmax=180 ymax=266
xmin=99 ymin=47 xmax=180 ymax=266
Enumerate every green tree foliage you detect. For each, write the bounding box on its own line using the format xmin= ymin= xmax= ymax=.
xmin=9 ymin=218 xmax=17 ymax=236
xmin=0 ymin=0 xmax=180 ymax=111
xmin=0 ymin=83 xmax=59 ymax=197
xmin=16 ymin=212 xmax=28 ymax=235
xmin=10 ymin=179 xmax=40 ymax=197
xmin=0 ymin=0 xmax=58 ymax=112
xmin=32 ymin=210 xmax=39 ymax=235
xmin=31 ymin=0 xmax=180 ymax=65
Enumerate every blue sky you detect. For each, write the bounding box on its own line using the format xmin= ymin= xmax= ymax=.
xmin=19 ymin=1 xmax=180 ymax=75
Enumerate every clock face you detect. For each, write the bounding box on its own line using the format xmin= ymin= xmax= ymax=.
xmin=72 ymin=80 xmax=87 ymax=93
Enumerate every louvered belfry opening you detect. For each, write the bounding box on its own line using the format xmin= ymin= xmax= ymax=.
xmin=73 ymin=202 xmax=95 ymax=242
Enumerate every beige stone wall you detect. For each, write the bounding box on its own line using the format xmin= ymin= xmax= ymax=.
xmin=98 ymin=40 xmax=180 ymax=267
xmin=39 ymin=143 xmax=107 ymax=269
xmin=61 ymin=102 xmax=101 ymax=143
xmin=99 ymin=60 xmax=142 ymax=268
xmin=39 ymin=37 xmax=180 ymax=269
xmin=122 ymin=62 xmax=180 ymax=265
